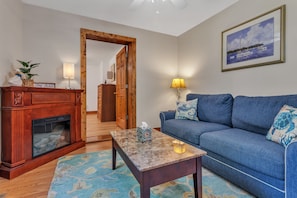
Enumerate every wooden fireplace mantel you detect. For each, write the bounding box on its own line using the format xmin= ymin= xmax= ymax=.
xmin=0 ymin=86 xmax=85 ymax=179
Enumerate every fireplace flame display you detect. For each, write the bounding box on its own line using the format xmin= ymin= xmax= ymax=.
xmin=32 ymin=115 xmax=71 ymax=158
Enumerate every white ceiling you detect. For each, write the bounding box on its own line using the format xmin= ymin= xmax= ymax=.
xmin=21 ymin=0 xmax=238 ymax=37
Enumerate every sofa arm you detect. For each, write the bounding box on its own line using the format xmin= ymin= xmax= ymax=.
xmin=159 ymin=110 xmax=175 ymax=132
xmin=285 ymin=141 xmax=297 ymax=198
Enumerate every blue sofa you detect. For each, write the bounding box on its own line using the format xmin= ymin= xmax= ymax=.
xmin=160 ymin=93 xmax=297 ymax=198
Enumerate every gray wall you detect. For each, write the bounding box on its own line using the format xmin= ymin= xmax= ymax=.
xmin=0 ymin=0 xmax=23 ymax=85
xmin=178 ymin=0 xmax=297 ymax=97
xmin=0 ymin=0 xmax=24 ymax=163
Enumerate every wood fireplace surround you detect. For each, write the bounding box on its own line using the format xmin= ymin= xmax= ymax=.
xmin=0 ymin=86 xmax=85 ymax=179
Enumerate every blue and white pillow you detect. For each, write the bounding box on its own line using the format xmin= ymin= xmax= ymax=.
xmin=266 ymin=105 xmax=297 ymax=147
xmin=175 ymin=98 xmax=199 ymax=121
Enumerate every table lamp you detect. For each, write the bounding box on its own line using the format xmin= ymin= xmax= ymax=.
xmin=170 ymin=78 xmax=186 ymax=100
xmin=63 ymin=63 xmax=75 ymax=89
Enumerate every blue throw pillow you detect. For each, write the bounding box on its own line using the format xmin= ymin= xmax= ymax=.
xmin=266 ymin=105 xmax=297 ymax=147
xmin=175 ymin=98 xmax=199 ymax=121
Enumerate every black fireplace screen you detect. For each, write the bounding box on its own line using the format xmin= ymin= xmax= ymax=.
xmin=32 ymin=114 xmax=71 ymax=158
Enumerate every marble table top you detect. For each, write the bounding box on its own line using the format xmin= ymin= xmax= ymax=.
xmin=110 ymin=128 xmax=207 ymax=172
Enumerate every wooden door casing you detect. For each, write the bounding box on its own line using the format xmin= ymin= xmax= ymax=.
xmin=80 ymin=28 xmax=136 ymax=141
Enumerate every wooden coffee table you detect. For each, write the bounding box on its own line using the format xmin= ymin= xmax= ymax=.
xmin=111 ymin=128 xmax=207 ymax=198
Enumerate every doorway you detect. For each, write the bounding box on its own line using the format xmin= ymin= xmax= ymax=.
xmin=80 ymin=28 xmax=136 ymax=141
xmin=85 ymin=40 xmax=123 ymax=142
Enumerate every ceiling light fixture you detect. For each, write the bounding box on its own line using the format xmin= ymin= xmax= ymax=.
xmin=151 ymin=0 xmax=167 ymax=3
xmin=130 ymin=0 xmax=187 ymax=10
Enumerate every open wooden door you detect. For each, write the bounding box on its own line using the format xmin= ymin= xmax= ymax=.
xmin=116 ymin=46 xmax=127 ymax=129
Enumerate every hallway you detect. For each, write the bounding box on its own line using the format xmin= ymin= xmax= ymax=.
xmin=86 ymin=113 xmax=119 ymax=143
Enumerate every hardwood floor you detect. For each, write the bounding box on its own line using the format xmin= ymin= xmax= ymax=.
xmin=86 ymin=113 xmax=120 ymax=142
xmin=0 ymin=113 xmax=116 ymax=198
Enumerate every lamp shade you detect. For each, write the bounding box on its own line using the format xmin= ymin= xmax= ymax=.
xmin=170 ymin=78 xmax=186 ymax=88
xmin=63 ymin=63 xmax=75 ymax=79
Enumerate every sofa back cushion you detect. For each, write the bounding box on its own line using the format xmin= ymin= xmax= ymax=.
xmin=232 ymin=95 xmax=297 ymax=135
xmin=187 ymin=93 xmax=233 ymax=126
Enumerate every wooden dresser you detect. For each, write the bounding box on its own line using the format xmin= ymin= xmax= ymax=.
xmin=97 ymin=84 xmax=116 ymax=122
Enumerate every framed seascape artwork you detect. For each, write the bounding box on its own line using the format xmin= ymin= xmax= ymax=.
xmin=221 ymin=5 xmax=285 ymax=72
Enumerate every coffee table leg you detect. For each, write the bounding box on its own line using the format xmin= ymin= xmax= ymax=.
xmin=140 ymin=184 xmax=150 ymax=198
xmin=193 ymin=157 xmax=202 ymax=198
xmin=112 ymin=139 xmax=116 ymax=170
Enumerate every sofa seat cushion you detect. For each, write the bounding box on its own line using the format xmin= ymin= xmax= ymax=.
xmin=200 ymin=128 xmax=285 ymax=180
xmin=162 ymin=119 xmax=230 ymax=145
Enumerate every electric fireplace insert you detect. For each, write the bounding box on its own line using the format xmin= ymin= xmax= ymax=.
xmin=32 ymin=114 xmax=71 ymax=158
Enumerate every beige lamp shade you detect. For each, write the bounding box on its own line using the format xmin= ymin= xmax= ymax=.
xmin=170 ymin=78 xmax=186 ymax=88
xmin=63 ymin=63 xmax=75 ymax=79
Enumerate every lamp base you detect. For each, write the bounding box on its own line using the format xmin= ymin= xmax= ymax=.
xmin=176 ymin=88 xmax=181 ymax=101
xmin=65 ymin=78 xmax=71 ymax=89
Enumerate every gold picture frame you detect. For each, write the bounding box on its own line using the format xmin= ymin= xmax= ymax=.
xmin=221 ymin=5 xmax=286 ymax=72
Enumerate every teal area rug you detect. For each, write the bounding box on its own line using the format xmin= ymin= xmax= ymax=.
xmin=48 ymin=150 xmax=254 ymax=198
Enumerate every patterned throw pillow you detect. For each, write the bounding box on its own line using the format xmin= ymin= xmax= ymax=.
xmin=175 ymin=98 xmax=199 ymax=121
xmin=266 ymin=105 xmax=297 ymax=147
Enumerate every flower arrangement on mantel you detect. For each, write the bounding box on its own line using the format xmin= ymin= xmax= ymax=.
xmin=17 ymin=60 xmax=40 ymax=87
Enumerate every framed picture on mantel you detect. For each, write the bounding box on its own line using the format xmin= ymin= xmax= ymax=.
xmin=221 ymin=5 xmax=285 ymax=72
xmin=34 ymin=82 xmax=56 ymax=88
